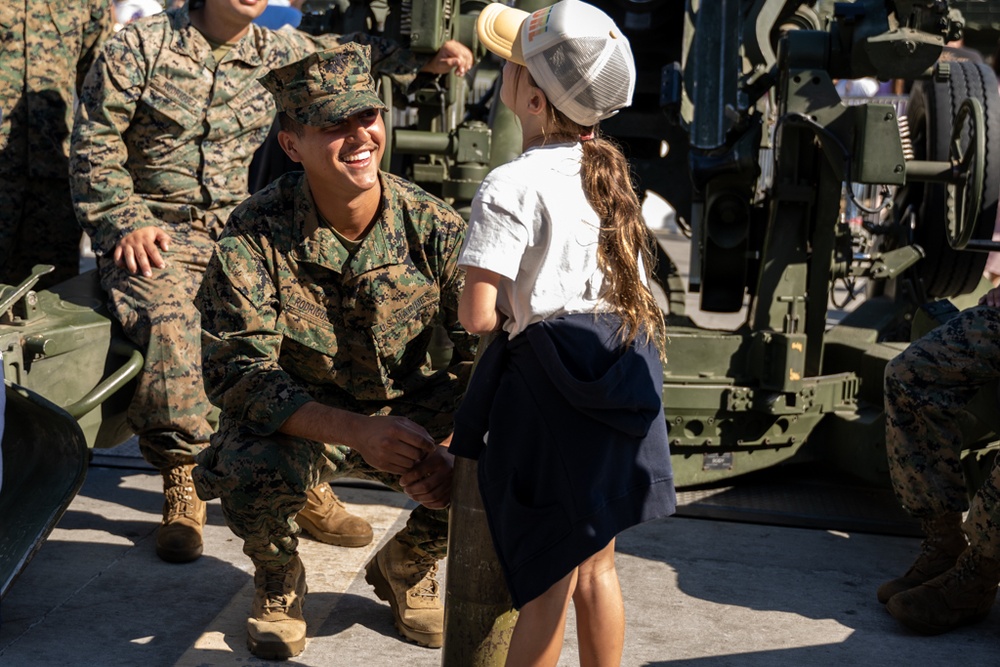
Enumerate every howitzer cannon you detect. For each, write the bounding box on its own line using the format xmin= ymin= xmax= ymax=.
xmin=651 ymin=0 xmax=1000 ymax=488
xmin=573 ymin=0 xmax=1000 ymax=489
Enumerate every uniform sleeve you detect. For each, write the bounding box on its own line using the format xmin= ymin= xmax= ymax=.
xmin=76 ymin=0 xmax=114 ymax=94
xmin=433 ymin=207 xmax=478 ymax=364
xmin=70 ymin=31 xmax=158 ymax=256
xmin=196 ymin=223 xmax=316 ymax=436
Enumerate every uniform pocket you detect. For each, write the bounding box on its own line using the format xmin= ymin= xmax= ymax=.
xmin=371 ymin=285 xmax=439 ymax=375
xmin=47 ymin=0 xmax=81 ymax=35
xmin=141 ymin=78 xmax=202 ymax=129
xmin=228 ymin=83 xmax=274 ymax=133
xmin=277 ymin=299 xmax=340 ymax=385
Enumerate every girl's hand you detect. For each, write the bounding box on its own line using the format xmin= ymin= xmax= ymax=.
xmin=400 ymin=445 xmax=455 ymax=509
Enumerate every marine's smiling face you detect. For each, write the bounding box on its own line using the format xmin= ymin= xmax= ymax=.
xmin=283 ymin=108 xmax=387 ymax=198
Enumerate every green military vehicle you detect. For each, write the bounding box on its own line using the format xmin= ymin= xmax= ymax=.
xmin=4 ymin=0 xmax=1000 ymax=612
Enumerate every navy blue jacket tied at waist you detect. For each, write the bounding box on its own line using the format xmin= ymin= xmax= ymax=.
xmin=451 ymin=313 xmax=676 ymax=608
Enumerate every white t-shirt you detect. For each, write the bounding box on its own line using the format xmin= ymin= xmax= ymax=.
xmin=458 ymin=143 xmax=611 ymax=338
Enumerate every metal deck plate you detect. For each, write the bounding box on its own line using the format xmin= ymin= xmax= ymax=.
xmin=676 ymin=466 xmax=921 ymax=537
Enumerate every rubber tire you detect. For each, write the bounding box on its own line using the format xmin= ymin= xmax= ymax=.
xmin=901 ymin=60 xmax=1000 ymax=297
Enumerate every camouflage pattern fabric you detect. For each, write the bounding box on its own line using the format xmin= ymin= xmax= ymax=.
xmin=198 ymin=391 xmax=465 ymax=567
xmin=70 ymin=5 xmax=424 ymax=259
xmin=259 ymin=43 xmax=387 ymax=128
xmin=885 ymin=305 xmax=1000 ymax=559
xmin=194 ymin=170 xmax=474 ymax=565
xmin=0 ymin=0 xmax=112 ymax=289
xmin=97 ymin=212 xmax=219 ymax=470
xmin=68 ymin=4 xmax=425 ymax=472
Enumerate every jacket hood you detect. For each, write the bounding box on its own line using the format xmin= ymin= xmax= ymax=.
xmin=524 ymin=315 xmax=663 ymax=437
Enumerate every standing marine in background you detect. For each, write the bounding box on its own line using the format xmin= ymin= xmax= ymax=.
xmin=69 ymin=0 xmax=472 ymax=567
xmin=0 ymin=0 xmax=113 ymax=289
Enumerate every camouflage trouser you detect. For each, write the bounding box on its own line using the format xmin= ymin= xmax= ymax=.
xmin=0 ymin=175 xmax=80 ymax=290
xmin=884 ymin=305 xmax=1000 ymax=558
xmin=97 ymin=215 xmax=221 ymax=471
xmin=193 ymin=379 xmax=466 ymax=568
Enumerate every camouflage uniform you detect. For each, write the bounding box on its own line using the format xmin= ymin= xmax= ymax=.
xmin=69 ymin=5 xmax=424 ymax=471
xmin=0 ymin=0 xmax=112 ymax=289
xmin=884 ymin=305 xmax=1000 ymax=559
xmin=194 ymin=170 xmax=474 ymax=567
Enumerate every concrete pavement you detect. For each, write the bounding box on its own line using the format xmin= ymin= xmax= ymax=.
xmin=2 ymin=448 xmax=999 ymax=667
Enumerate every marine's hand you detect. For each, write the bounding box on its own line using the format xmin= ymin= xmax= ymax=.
xmin=420 ymin=39 xmax=474 ymax=77
xmin=113 ymin=227 xmax=171 ymax=277
xmin=352 ymin=415 xmax=436 ymax=475
xmin=400 ymin=445 xmax=454 ymax=509
xmin=978 ymin=286 xmax=1000 ymax=308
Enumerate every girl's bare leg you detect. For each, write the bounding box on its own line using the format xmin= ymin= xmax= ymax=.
xmin=505 ymin=568 xmax=578 ymax=667
xmin=573 ymin=539 xmax=624 ymax=667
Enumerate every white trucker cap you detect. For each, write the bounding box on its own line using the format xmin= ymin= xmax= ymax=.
xmin=477 ymin=0 xmax=635 ymax=126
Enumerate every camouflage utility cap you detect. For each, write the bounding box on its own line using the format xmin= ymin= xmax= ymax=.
xmin=259 ymin=43 xmax=387 ymax=127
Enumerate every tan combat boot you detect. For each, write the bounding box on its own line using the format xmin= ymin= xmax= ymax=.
xmin=156 ymin=463 xmax=207 ymax=563
xmin=247 ymin=555 xmax=308 ymax=659
xmin=296 ymin=483 xmax=373 ymax=547
xmin=886 ymin=546 xmax=1000 ymax=635
xmin=364 ymin=536 xmax=443 ymax=647
xmin=877 ymin=512 xmax=967 ymax=603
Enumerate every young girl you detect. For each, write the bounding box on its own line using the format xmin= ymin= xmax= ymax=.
xmin=451 ymin=1 xmax=677 ymax=664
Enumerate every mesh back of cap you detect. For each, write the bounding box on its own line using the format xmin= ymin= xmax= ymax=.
xmin=538 ymin=36 xmax=632 ymax=125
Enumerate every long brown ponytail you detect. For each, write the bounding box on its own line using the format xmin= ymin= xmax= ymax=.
xmin=538 ymin=99 xmax=666 ymax=358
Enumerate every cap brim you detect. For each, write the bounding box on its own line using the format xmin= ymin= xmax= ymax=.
xmin=477 ymin=3 xmax=529 ymax=65
xmin=289 ymin=91 xmax=387 ymax=128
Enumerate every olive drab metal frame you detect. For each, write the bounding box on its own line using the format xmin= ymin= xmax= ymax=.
xmin=660 ymin=0 xmax=1000 ymax=488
